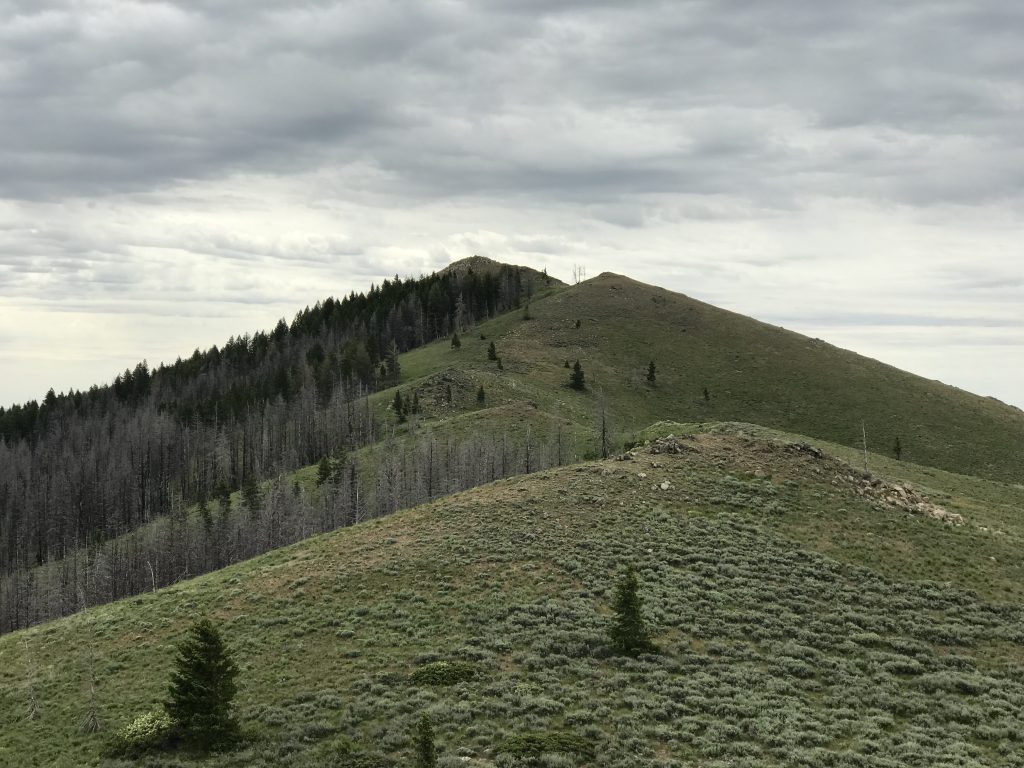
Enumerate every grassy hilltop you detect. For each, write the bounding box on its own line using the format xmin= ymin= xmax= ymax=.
xmin=399 ymin=270 xmax=1024 ymax=484
xmin=2 ymin=424 xmax=1023 ymax=767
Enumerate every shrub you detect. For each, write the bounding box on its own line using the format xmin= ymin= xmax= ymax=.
xmin=496 ymin=732 xmax=593 ymax=763
xmin=104 ymin=710 xmax=175 ymax=757
xmin=410 ymin=660 xmax=478 ymax=686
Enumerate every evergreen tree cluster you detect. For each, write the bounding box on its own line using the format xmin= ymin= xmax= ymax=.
xmin=0 ymin=264 xmax=538 ymax=606
xmin=0 ymin=264 xmax=533 ymax=441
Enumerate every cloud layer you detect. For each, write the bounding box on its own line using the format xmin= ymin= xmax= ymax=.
xmin=1 ymin=0 xmax=1022 ymax=407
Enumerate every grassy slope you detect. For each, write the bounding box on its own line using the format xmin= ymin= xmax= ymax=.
xmin=27 ymin=263 xmax=1023 ymax=606
xmin=2 ymin=426 xmax=1024 ymax=767
xmin=486 ymin=272 xmax=1024 ymax=485
xmin=5 ymin=264 xmax=1024 ymax=766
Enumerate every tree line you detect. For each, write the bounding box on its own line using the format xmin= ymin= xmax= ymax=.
xmin=1 ymin=421 xmax=575 ymax=634
xmin=0 ymin=264 xmax=542 ymax=630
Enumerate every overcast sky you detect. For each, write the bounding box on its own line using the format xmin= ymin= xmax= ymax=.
xmin=1 ymin=0 xmax=1021 ymax=410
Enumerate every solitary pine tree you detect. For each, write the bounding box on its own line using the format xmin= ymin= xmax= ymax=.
xmin=487 ymin=341 xmax=497 ymax=361
xmin=165 ymin=618 xmax=240 ymax=751
xmin=477 ymin=385 xmax=486 ymax=405
xmin=647 ymin=360 xmax=656 ymax=383
xmin=569 ymin=360 xmax=585 ymax=391
xmin=393 ymin=390 xmax=406 ymax=423
xmin=413 ymin=714 xmax=437 ymax=768
xmin=894 ymin=436 xmax=903 ymax=461
xmin=241 ymin=475 xmax=261 ymax=515
xmin=316 ymin=456 xmax=332 ymax=486
xmin=496 ymin=357 xmax=503 ymax=371
xmin=608 ymin=565 xmax=655 ymax=656
xmin=703 ymin=386 xmax=710 ymax=402
xmin=386 ymin=340 xmax=401 ymax=383
xmin=450 ymin=332 xmax=461 ymax=349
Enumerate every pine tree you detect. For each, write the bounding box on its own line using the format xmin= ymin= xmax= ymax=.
xmin=450 ymin=332 xmax=461 ymax=349
xmin=569 ymin=360 xmax=585 ymax=391
xmin=477 ymin=385 xmax=486 ymax=405
xmin=393 ymin=390 xmax=406 ymax=423
xmin=496 ymin=357 xmax=503 ymax=371
xmin=241 ymin=475 xmax=261 ymax=515
xmin=894 ymin=436 xmax=903 ymax=461
xmin=386 ymin=340 xmax=401 ymax=383
xmin=411 ymin=391 xmax=421 ymax=415
xmin=703 ymin=386 xmax=710 ymax=402
xmin=165 ymin=618 xmax=240 ymax=750
xmin=647 ymin=361 xmax=656 ymax=383
xmin=316 ymin=456 xmax=332 ymax=486
xmin=608 ymin=565 xmax=655 ymax=656
xmin=413 ymin=714 xmax=437 ymax=768
xmin=487 ymin=341 xmax=497 ymax=361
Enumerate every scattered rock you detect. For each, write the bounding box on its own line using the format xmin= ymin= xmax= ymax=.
xmin=648 ymin=435 xmax=697 ymax=455
xmin=788 ymin=442 xmax=824 ymax=459
xmin=660 ymin=481 xmax=672 ymax=491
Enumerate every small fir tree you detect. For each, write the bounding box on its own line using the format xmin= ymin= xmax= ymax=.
xmin=703 ymin=386 xmax=710 ymax=402
xmin=393 ymin=390 xmax=406 ymax=423
xmin=413 ymin=714 xmax=437 ymax=768
xmin=569 ymin=360 xmax=585 ymax=391
xmin=450 ymin=332 xmax=461 ymax=349
xmin=487 ymin=341 xmax=498 ymax=361
xmin=646 ymin=360 xmax=656 ymax=383
xmin=386 ymin=340 xmax=401 ymax=383
xmin=496 ymin=357 xmax=503 ymax=371
xmin=316 ymin=456 xmax=332 ymax=486
xmin=608 ymin=565 xmax=655 ymax=656
xmin=241 ymin=475 xmax=261 ymax=515
xmin=165 ymin=618 xmax=240 ymax=750
xmin=894 ymin=436 xmax=903 ymax=461
xmin=477 ymin=385 xmax=486 ymax=405
xmin=411 ymin=391 xmax=421 ymax=415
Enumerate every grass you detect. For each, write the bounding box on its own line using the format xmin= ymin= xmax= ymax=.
xmin=3 ymin=426 xmax=1024 ymax=767
xmin=399 ymin=272 xmax=1024 ymax=484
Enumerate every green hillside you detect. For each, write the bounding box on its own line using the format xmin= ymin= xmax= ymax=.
xmin=399 ymin=271 xmax=1024 ymax=484
xmin=2 ymin=424 xmax=1023 ymax=767
xmin=4 ymin=263 xmax=1024 ymax=767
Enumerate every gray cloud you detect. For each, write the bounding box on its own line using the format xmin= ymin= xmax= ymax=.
xmin=3 ymin=0 xmax=1021 ymax=207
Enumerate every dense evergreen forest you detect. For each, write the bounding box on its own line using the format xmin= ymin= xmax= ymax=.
xmin=0 ymin=263 xmax=545 ymax=633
